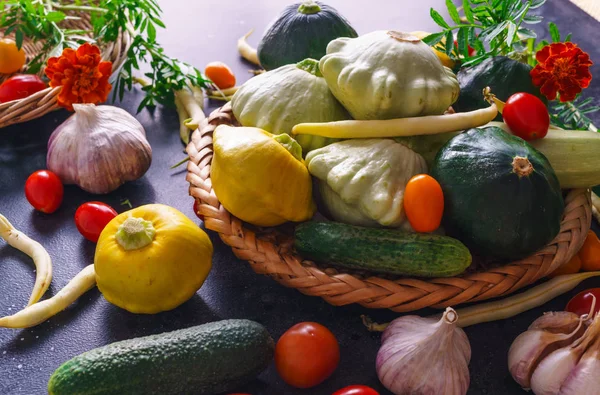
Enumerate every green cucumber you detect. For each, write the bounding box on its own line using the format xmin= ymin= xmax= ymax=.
xmin=294 ymin=222 xmax=472 ymax=277
xmin=48 ymin=319 xmax=274 ymax=395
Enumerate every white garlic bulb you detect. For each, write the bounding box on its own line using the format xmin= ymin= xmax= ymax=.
xmin=47 ymin=104 xmax=152 ymax=194
xmin=508 ymin=298 xmax=600 ymax=395
xmin=376 ymin=307 xmax=471 ymax=395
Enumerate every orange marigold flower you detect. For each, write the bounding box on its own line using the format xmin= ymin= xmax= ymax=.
xmin=530 ymin=42 xmax=593 ymax=102
xmin=45 ymin=43 xmax=113 ymax=111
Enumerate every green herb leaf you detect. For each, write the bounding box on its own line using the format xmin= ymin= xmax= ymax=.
xmin=517 ymin=27 xmax=537 ymax=39
xmin=565 ymin=32 xmax=572 ymax=42
xmin=444 ymin=30 xmax=454 ymax=56
xmin=457 ymin=27 xmax=469 ymax=57
xmin=446 ymin=0 xmax=461 ymax=24
xmin=147 ymin=22 xmax=156 ymax=42
xmin=548 ymin=22 xmax=560 ymax=42
xmin=430 ymin=8 xmax=450 ymax=29
xmin=523 ymin=14 xmax=543 ymax=24
xmin=46 ymin=11 xmax=66 ymax=23
xmin=15 ymin=28 xmax=23 ymax=50
xmin=463 ymin=0 xmax=474 ymax=23
xmin=422 ymin=32 xmax=445 ymax=46
xmin=506 ymin=21 xmax=517 ymax=46
xmin=530 ymin=0 xmax=547 ymax=9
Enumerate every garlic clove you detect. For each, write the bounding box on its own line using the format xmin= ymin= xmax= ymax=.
xmin=530 ymin=346 xmax=580 ymax=395
xmin=557 ymin=340 xmax=600 ymax=395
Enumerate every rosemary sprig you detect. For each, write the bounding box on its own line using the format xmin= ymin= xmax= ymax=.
xmin=551 ymin=96 xmax=599 ymax=132
xmin=424 ymin=0 xmax=547 ymax=68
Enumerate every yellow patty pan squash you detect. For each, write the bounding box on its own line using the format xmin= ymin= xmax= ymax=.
xmin=211 ymin=125 xmax=316 ymax=226
xmin=94 ymin=204 xmax=213 ymax=314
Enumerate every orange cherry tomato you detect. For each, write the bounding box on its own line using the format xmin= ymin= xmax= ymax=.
xmin=548 ymin=254 xmax=581 ymax=278
xmin=204 ymin=61 xmax=236 ymax=89
xmin=579 ymin=230 xmax=600 ymax=271
xmin=275 ymin=322 xmax=340 ymax=389
xmin=403 ymin=174 xmax=444 ymax=233
xmin=0 ymin=38 xmax=26 ymax=74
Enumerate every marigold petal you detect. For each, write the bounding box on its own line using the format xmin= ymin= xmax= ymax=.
xmin=540 ymin=79 xmax=560 ymax=100
xmin=536 ymin=45 xmax=552 ymax=63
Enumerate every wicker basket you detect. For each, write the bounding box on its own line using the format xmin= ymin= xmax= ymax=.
xmin=187 ymin=103 xmax=592 ymax=312
xmin=0 ymin=12 xmax=131 ymax=129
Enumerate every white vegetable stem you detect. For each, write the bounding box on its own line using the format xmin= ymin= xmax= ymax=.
xmin=0 ymin=265 xmax=96 ymax=329
xmin=175 ymin=88 xmax=206 ymax=131
xmin=292 ymin=103 xmax=498 ymax=138
xmin=174 ymin=96 xmax=191 ymax=145
xmin=0 ymin=214 xmax=52 ymax=307
xmin=238 ymin=29 xmax=260 ymax=65
xmin=453 ymin=272 xmax=600 ymax=328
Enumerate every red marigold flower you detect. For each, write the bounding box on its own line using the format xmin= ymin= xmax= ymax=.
xmin=530 ymin=42 xmax=593 ymax=102
xmin=45 ymin=43 xmax=113 ymax=111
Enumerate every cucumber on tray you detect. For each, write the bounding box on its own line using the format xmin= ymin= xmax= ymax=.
xmin=294 ymin=221 xmax=472 ymax=277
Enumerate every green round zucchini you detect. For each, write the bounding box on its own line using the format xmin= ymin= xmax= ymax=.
xmin=430 ymin=126 xmax=564 ymax=261
xmin=257 ymin=1 xmax=358 ymax=71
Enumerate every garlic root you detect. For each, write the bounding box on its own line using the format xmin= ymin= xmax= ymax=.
xmin=0 ymin=214 xmax=52 ymax=307
xmin=0 ymin=265 xmax=96 ymax=329
xmin=238 ymin=29 xmax=260 ymax=65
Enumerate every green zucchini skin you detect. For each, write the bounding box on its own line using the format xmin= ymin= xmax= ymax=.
xmin=257 ymin=1 xmax=358 ymax=71
xmin=47 ymin=319 xmax=274 ymax=395
xmin=294 ymin=222 xmax=472 ymax=277
xmin=453 ymin=56 xmax=547 ymax=121
xmin=430 ymin=126 xmax=564 ymax=261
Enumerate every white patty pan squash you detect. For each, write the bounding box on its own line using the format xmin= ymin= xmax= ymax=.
xmin=231 ymin=58 xmax=350 ymax=154
xmin=319 ymin=30 xmax=460 ymax=120
xmin=306 ymin=139 xmax=427 ymax=228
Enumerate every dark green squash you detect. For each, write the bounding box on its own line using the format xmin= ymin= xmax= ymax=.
xmin=257 ymin=1 xmax=358 ymax=71
xmin=453 ymin=56 xmax=547 ymax=121
xmin=430 ymin=126 xmax=564 ymax=261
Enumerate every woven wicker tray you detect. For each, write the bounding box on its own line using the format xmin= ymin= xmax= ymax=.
xmin=0 ymin=12 xmax=130 ymax=129
xmin=187 ymin=103 xmax=592 ymax=312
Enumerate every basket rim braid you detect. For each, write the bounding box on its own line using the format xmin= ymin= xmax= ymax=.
xmin=0 ymin=12 xmax=131 ymax=129
xmin=186 ymin=103 xmax=592 ymax=312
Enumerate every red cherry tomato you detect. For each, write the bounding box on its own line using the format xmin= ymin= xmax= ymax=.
xmin=332 ymin=385 xmax=380 ymax=395
xmin=193 ymin=199 xmax=204 ymax=221
xmin=453 ymin=40 xmax=477 ymax=56
xmin=0 ymin=74 xmax=47 ymax=103
xmin=502 ymin=92 xmax=549 ymax=141
xmin=566 ymin=288 xmax=600 ymax=317
xmin=275 ymin=322 xmax=340 ymax=389
xmin=24 ymin=170 xmax=63 ymax=214
xmin=74 ymin=202 xmax=118 ymax=242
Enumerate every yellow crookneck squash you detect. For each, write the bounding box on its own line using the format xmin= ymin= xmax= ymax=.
xmin=94 ymin=204 xmax=213 ymax=314
xmin=211 ymin=125 xmax=316 ymax=227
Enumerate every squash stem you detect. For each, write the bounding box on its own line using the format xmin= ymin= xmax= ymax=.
xmin=273 ymin=134 xmax=303 ymax=161
xmin=483 ymin=86 xmax=505 ymax=113
xmin=296 ymin=58 xmax=322 ymax=77
xmin=298 ymin=0 xmax=321 ymax=14
xmin=361 ymin=315 xmax=389 ymax=332
xmin=115 ymin=217 xmax=156 ymax=251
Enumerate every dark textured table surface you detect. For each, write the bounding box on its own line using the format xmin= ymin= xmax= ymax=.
xmin=1 ymin=1 xmax=600 ymax=394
